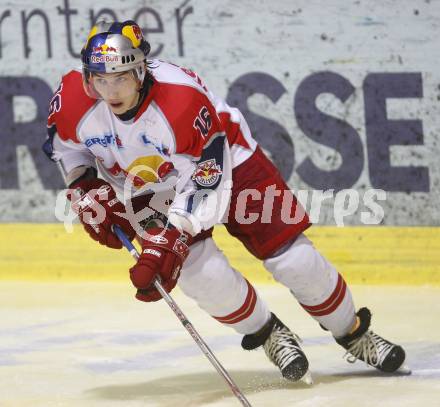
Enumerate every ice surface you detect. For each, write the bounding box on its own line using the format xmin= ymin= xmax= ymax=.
xmin=0 ymin=282 xmax=439 ymax=406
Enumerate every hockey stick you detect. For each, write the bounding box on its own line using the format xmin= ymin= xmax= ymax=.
xmin=113 ymin=225 xmax=252 ymax=407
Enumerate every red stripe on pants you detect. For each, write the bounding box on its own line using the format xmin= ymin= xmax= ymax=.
xmin=213 ymin=280 xmax=257 ymax=324
xmin=300 ymin=274 xmax=347 ymax=317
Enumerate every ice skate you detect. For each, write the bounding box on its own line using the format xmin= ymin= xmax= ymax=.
xmin=335 ymin=307 xmax=411 ymax=374
xmin=242 ymin=313 xmax=312 ymax=384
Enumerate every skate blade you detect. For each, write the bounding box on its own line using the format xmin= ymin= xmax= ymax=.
xmin=396 ymin=364 xmax=412 ymax=375
xmin=301 ymin=370 xmax=313 ymax=385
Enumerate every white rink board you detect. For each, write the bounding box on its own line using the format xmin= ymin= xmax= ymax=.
xmin=0 ymin=0 xmax=439 ymax=224
xmin=0 ymin=282 xmax=439 ymax=406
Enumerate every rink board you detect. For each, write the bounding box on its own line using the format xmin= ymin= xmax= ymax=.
xmin=0 ymin=224 xmax=438 ymax=285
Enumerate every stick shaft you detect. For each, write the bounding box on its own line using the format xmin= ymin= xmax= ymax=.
xmin=113 ymin=225 xmax=252 ymax=407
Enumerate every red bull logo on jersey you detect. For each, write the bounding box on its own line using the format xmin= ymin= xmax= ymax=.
xmin=124 ymin=156 xmax=173 ymax=189
xmin=192 ymin=159 xmax=222 ymax=187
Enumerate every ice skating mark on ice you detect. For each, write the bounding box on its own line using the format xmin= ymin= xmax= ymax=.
xmin=85 ymin=369 xmax=312 ymax=405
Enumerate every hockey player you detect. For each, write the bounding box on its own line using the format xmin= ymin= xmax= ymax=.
xmin=44 ymin=20 xmax=409 ymax=382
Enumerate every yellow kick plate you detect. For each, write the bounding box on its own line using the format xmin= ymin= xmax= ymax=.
xmin=0 ymin=224 xmax=438 ymax=285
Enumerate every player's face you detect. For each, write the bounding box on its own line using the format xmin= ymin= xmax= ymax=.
xmin=91 ymin=71 xmax=140 ymax=114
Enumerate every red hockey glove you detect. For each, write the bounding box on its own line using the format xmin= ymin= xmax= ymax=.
xmin=130 ymin=227 xmax=191 ymax=302
xmin=68 ymin=178 xmax=136 ymax=249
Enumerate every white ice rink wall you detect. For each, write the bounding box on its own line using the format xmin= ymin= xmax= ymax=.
xmin=0 ymin=0 xmax=439 ymax=225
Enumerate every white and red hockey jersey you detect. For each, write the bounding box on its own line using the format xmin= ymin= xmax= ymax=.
xmin=46 ymin=60 xmax=258 ymax=234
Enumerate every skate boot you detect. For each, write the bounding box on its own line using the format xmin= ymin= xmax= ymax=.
xmin=241 ymin=313 xmax=312 ymax=383
xmin=335 ymin=307 xmax=410 ymax=374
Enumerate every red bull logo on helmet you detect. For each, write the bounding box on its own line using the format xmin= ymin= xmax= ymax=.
xmin=132 ymin=25 xmax=142 ymax=40
xmin=90 ymin=55 xmax=119 ymax=63
xmin=192 ymin=159 xmax=222 ymax=187
xmin=92 ymin=44 xmax=119 ymax=55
